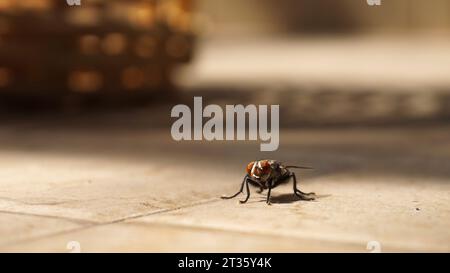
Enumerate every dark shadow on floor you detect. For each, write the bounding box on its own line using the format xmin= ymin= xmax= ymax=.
xmin=268 ymin=193 xmax=332 ymax=204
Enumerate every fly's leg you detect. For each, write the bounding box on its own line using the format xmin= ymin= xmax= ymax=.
xmin=266 ymin=180 xmax=273 ymax=205
xmin=239 ymin=178 xmax=251 ymax=204
xmin=221 ymin=175 xmax=248 ymax=199
xmin=292 ymin=173 xmax=316 ymax=201
xmin=292 ymin=172 xmax=315 ymax=196
xmin=256 ymin=187 xmax=264 ymax=194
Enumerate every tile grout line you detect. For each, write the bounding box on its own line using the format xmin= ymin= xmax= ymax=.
xmin=126 ymin=220 xmax=371 ymax=251
xmin=0 ymin=210 xmax=96 ymax=225
xmin=0 ymin=197 xmax=222 ymax=250
xmin=108 ymin=198 xmax=221 ymax=224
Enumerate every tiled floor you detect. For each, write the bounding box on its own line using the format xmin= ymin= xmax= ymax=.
xmin=1 ymin=120 xmax=449 ymax=252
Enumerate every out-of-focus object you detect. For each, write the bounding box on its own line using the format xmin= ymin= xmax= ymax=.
xmin=0 ymin=0 xmax=195 ymax=97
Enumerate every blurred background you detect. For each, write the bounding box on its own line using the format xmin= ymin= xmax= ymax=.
xmin=0 ymin=0 xmax=449 ymax=125
xmin=182 ymin=0 xmax=450 ymax=126
xmin=0 ymin=0 xmax=449 ymax=252
xmin=0 ymin=0 xmax=194 ymax=110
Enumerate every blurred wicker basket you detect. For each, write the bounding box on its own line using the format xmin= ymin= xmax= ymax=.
xmin=0 ymin=0 xmax=195 ymax=97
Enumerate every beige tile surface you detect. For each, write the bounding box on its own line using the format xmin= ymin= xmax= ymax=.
xmin=0 ymin=130 xmax=242 ymax=222
xmin=1 ymin=220 xmax=364 ymax=253
xmin=0 ymin=212 xmax=87 ymax=247
xmin=130 ymin=176 xmax=450 ymax=252
xmin=0 ymin=124 xmax=449 ymax=252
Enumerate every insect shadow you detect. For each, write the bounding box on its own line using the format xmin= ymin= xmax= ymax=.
xmin=265 ymin=193 xmax=331 ymax=204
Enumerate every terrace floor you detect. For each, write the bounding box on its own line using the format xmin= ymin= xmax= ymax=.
xmin=0 ymin=114 xmax=449 ymax=252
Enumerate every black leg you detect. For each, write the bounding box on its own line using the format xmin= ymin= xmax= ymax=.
xmin=221 ymin=175 xmax=248 ymax=199
xmin=239 ymin=178 xmax=251 ymax=204
xmin=256 ymin=187 xmax=264 ymax=194
xmin=266 ymin=180 xmax=272 ymax=205
xmin=292 ymin=173 xmax=316 ymax=201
